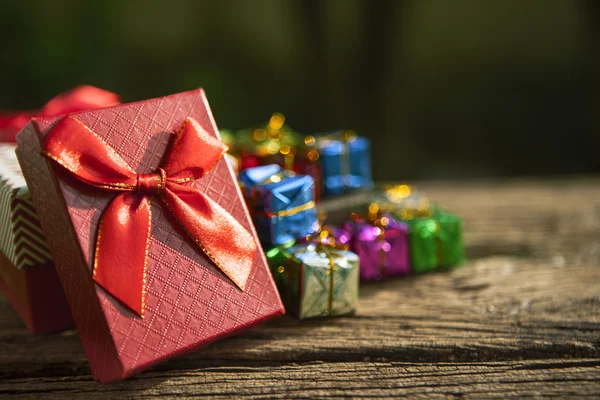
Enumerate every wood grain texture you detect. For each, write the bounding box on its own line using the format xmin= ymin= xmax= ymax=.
xmin=1 ymin=178 xmax=599 ymax=398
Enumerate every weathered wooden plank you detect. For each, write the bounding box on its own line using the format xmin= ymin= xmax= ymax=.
xmin=1 ymin=360 xmax=599 ymax=399
xmin=0 ymin=179 xmax=599 ymax=397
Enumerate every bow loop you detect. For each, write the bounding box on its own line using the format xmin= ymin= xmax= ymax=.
xmin=163 ymin=117 xmax=228 ymax=182
xmin=44 ymin=116 xmax=137 ymax=191
xmin=43 ymin=115 xmax=256 ymax=317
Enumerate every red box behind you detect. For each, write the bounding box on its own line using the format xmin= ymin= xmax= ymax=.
xmin=0 ymin=252 xmax=74 ymax=334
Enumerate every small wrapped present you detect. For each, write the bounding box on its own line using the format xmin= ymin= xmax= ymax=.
xmin=304 ymin=131 xmax=373 ymax=196
xmin=236 ymin=113 xmax=301 ymax=171
xmin=378 ymin=185 xmax=464 ymax=273
xmin=256 ymin=113 xmax=301 ymax=168
xmin=266 ymin=237 xmax=359 ymax=319
xmin=16 ymin=89 xmax=284 ymax=382
xmin=240 ymin=164 xmax=319 ymax=246
xmin=407 ymin=210 xmax=464 ymax=273
xmin=340 ymin=214 xmax=410 ymax=281
xmin=0 ymin=144 xmax=74 ymax=334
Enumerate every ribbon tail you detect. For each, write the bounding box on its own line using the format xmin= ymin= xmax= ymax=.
xmin=161 ymin=183 xmax=256 ymax=291
xmin=93 ymin=193 xmax=152 ymax=317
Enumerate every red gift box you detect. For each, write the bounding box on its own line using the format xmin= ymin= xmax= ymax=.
xmin=16 ymin=89 xmax=284 ymax=383
xmin=0 ymin=252 xmax=74 ymax=334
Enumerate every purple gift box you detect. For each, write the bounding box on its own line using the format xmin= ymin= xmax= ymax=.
xmin=338 ymin=216 xmax=410 ymax=280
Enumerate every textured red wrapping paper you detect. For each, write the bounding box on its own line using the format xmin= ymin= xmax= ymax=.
xmin=15 ymin=89 xmax=284 ymax=383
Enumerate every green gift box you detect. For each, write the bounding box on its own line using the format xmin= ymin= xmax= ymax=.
xmin=406 ymin=210 xmax=464 ymax=273
xmin=266 ymin=241 xmax=359 ymax=319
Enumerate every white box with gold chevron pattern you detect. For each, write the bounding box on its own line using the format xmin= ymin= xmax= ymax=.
xmin=0 ymin=144 xmax=53 ymax=269
xmin=0 ymin=143 xmax=73 ymax=334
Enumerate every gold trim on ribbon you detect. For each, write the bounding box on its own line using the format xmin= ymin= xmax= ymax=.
xmin=140 ymin=198 xmax=152 ymax=318
xmin=42 ymin=151 xmax=136 ymax=191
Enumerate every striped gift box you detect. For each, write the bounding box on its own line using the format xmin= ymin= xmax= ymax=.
xmin=0 ymin=144 xmax=52 ymax=269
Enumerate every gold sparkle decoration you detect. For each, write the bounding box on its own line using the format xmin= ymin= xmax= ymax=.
xmin=253 ymin=129 xmax=267 ymax=142
xmin=280 ymin=144 xmax=291 ymax=155
xmin=268 ymin=113 xmax=285 ymax=130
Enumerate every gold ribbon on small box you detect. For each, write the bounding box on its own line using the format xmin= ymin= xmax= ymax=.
xmin=306 ymin=229 xmax=348 ymax=314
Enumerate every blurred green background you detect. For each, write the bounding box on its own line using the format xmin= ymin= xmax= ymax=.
xmin=0 ymin=0 xmax=597 ymax=180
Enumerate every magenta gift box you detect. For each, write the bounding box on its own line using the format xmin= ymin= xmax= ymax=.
xmin=340 ymin=216 xmax=410 ymax=280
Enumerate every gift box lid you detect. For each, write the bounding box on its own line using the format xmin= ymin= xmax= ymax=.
xmin=347 ymin=136 xmax=370 ymax=153
xmin=239 ymin=164 xmax=282 ymax=189
xmin=288 ymin=242 xmax=358 ymax=267
xmin=0 ymin=144 xmax=52 ymax=269
xmin=15 ymin=89 xmax=284 ymax=383
xmin=316 ymin=132 xmax=370 ymax=154
xmin=318 ymin=139 xmax=346 ymax=156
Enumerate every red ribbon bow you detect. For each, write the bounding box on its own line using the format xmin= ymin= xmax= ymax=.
xmin=44 ymin=116 xmax=257 ymax=317
xmin=0 ymin=85 xmax=120 ymax=142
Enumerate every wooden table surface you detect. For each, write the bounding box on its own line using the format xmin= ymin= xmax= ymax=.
xmin=1 ymin=179 xmax=599 ymax=398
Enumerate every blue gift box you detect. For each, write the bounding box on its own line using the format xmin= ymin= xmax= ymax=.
xmin=318 ymin=133 xmax=373 ymax=196
xmin=240 ymin=165 xmax=319 ymax=245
